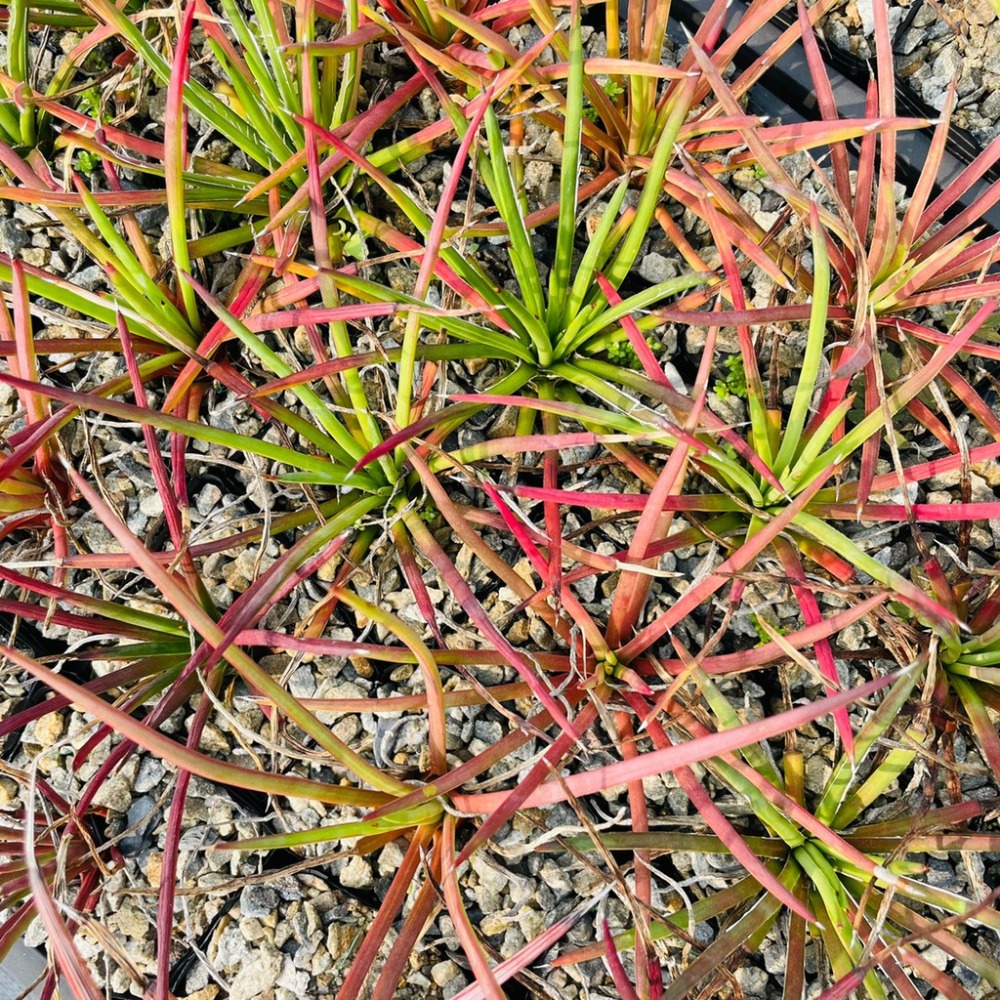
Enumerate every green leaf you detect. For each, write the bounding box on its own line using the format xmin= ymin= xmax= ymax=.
xmin=773 ymin=202 xmax=829 ymax=476
xmin=482 ymin=106 xmax=546 ymax=324
xmin=547 ymin=0 xmax=584 ymax=337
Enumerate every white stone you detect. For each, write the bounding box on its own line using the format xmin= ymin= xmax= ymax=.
xmin=856 ymin=0 xmax=875 ymax=35
xmin=226 ymin=945 xmax=283 ymax=1000
xmin=639 ymin=252 xmax=679 ymax=284
xmin=338 ymin=854 xmax=373 ymax=889
xmin=431 ymin=960 xmax=462 ymax=988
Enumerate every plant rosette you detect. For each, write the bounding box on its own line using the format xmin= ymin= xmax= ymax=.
xmin=553 ymin=665 xmax=1000 ymax=1000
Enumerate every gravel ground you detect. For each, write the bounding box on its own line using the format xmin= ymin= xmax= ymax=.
xmin=819 ymin=0 xmax=1000 ymax=145
xmin=3 ymin=219 xmax=997 ymax=1000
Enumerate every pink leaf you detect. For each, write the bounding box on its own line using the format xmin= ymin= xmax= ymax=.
xmin=454 ymin=667 xmax=907 ymax=812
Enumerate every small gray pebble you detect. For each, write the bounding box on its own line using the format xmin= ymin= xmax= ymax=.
xmin=133 ymin=757 xmax=165 ymax=794
xmin=639 ymin=252 xmax=679 ymax=284
xmin=120 ymin=795 xmax=160 ymax=857
xmin=75 ymin=265 xmax=104 ymax=291
xmin=0 ymin=218 xmax=30 ymax=254
xmin=240 ymin=885 xmax=280 ymax=919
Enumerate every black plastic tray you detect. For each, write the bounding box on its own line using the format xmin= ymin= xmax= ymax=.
xmin=669 ymin=0 xmax=1000 ymax=233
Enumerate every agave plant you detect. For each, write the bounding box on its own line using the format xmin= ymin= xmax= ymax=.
xmin=513 ymin=0 xmax=840 ymax=164
xmin=895 ymin=554 xmax=1000 ymax=788
xmin=0 ymin=260 xmax=75 ymax=551
xmin=664 ymin=0 xmax=1000 ymax=505
xmin=0 ymin=770 xmax=121 ymax=1000
xmin=0 ymin=0 xmax=442 ymax=266
xmin=554 ymin=665 xmax=1000 ymax=1000
xmin=0 ymin=0 xmax=107 ymax=149
xmin=414 ymin=203 xmax=998 ymax=688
